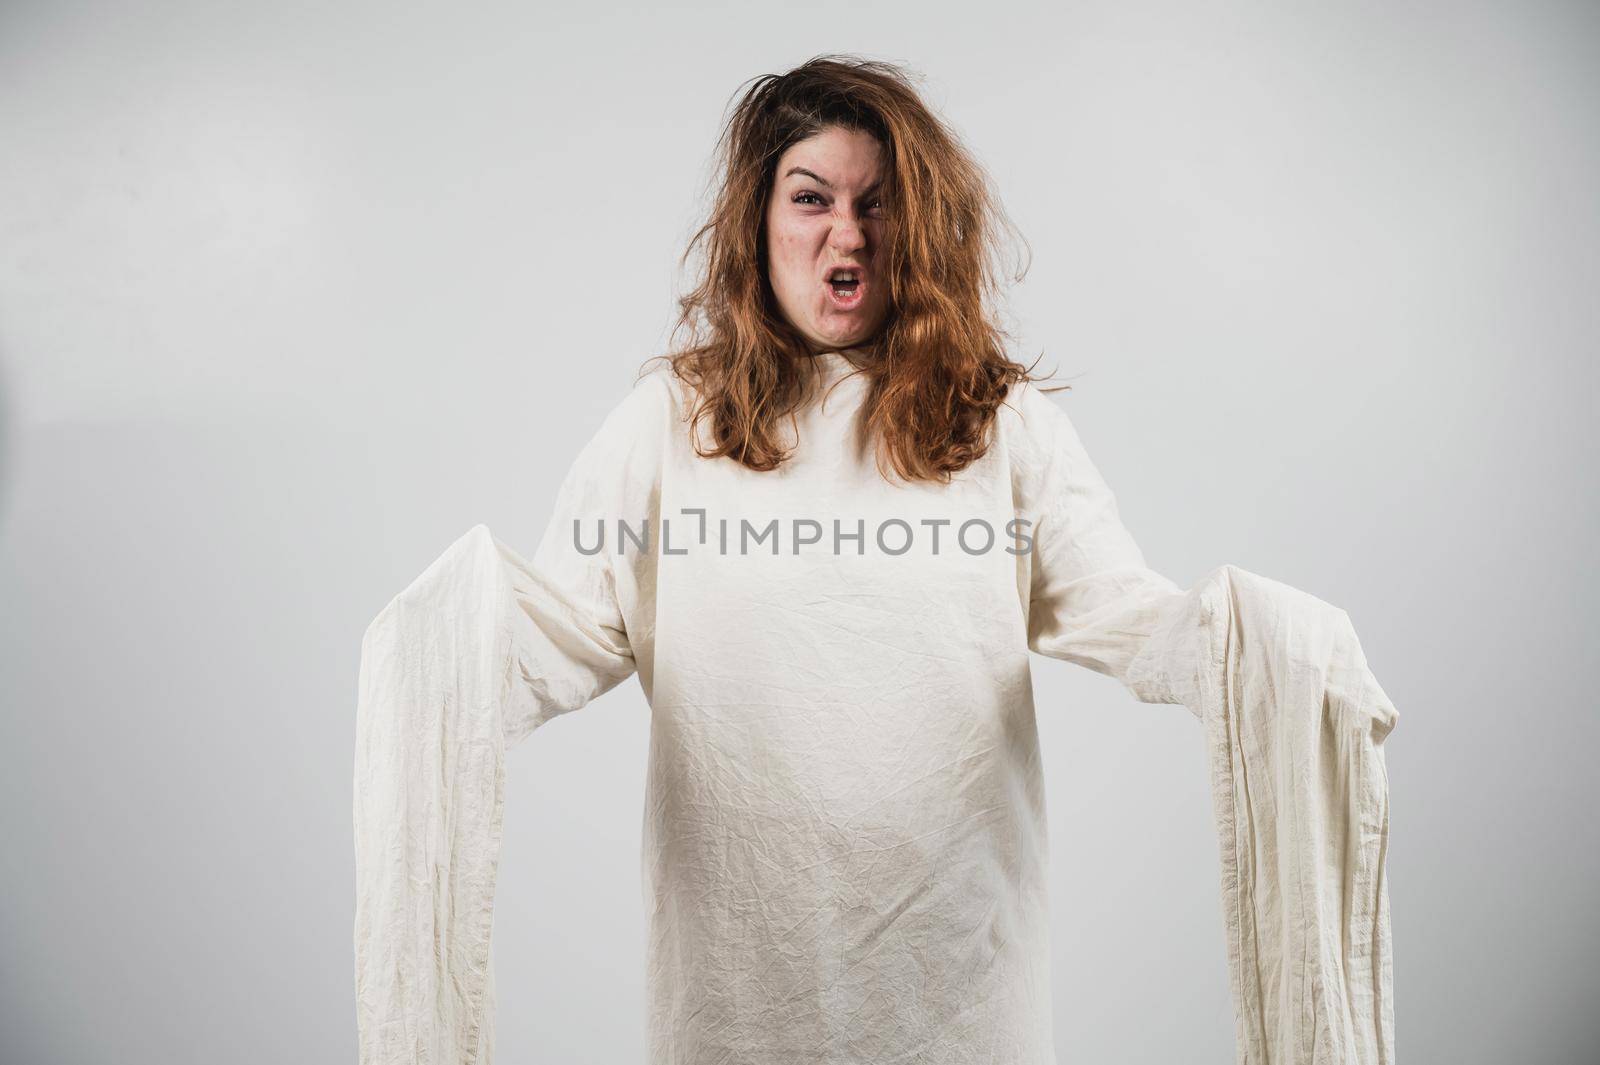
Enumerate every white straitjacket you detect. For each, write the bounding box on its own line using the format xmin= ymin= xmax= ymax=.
xmin=354 ymin=350 xmax=1399 ymax=1065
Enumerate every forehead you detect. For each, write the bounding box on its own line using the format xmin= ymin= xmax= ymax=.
xmin=774 ymin=127 xmax=885 ymax=186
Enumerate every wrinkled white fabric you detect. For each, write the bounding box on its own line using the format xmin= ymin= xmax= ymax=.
xmin=353 ymin=351 xmax=1398 ymax=1064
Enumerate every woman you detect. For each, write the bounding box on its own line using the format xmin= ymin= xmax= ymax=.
xmin=354 ymin=56 xmax=1398 ymax=1065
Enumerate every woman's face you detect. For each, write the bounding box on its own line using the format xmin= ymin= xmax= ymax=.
xmin=764 ymin=125 xmax=891 ymax=353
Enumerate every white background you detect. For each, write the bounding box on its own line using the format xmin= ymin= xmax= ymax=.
xmin=2 ymin=1 xmax=1596 ymax=1061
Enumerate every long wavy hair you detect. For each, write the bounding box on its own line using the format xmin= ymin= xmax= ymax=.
xmin=647 ymin=54 xmax=1063 ymax=484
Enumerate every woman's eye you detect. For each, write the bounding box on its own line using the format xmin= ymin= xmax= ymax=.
xmin=792 ymin=190 xmax=884 ymax=214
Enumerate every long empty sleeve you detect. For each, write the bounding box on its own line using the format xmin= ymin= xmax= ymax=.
xmin=1017 ymin=389 xmax=1399 ymax=1064
xmin=353 ymin=380 xmax=664 ymax=1064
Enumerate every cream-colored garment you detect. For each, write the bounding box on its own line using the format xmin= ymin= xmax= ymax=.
xmin=353 ymin=351 xmax=1397 ymax=1064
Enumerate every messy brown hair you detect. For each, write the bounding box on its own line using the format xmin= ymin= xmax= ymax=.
xmin=646 ymin=54 xmax=1063 ymax=484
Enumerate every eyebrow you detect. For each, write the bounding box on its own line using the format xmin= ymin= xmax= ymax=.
xmin=783 ymin=166 xmax=882 ymax=195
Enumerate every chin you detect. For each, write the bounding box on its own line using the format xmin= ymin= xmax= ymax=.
xmin=816 ymin=320 xmax=877 ymax=349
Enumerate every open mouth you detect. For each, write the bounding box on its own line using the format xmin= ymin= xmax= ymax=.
xmin=825 ymin=268 xmax=864 ymax=309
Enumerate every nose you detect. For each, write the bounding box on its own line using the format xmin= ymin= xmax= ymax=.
xmin=829 ymin=209 xmax=868 ymax=255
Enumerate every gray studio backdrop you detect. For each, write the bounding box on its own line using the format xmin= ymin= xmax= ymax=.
xmin=2 ymin=2 xmax=1596 ymax=1062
